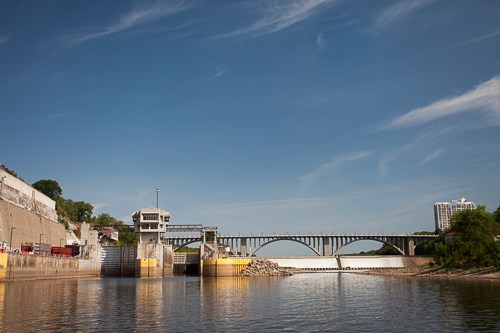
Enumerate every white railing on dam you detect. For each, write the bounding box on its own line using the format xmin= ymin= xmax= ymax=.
xmin=339 ymin=256 xmax=404 ymax=269
xmin=260 ymin=256 xmax=405 ymax=270
xmin=268 ymin=257 xmax=339 ymax=270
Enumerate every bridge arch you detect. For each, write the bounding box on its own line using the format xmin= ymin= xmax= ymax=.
xmin=250 ymin=238 xmax=321 ymax=256
xmin=332 ymin=238 xmax=404 ymax=256
xmin=171 ymin=240 xmax=200 ymax=252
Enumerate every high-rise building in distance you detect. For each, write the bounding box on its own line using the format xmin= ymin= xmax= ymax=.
xmin=434 ymin=197 xmax=475 ymax=231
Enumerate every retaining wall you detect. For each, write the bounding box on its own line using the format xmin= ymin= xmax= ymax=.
xmin=0 ymin=200 xmax=66 ymax=250
xmin=0 ymin=253 xmax=100 ymax=282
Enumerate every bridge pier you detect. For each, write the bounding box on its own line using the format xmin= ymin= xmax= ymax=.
xmin=404 ymin=237 xmax=415 ymax=256
xmin=240 ymin=238 xmax=247 ymax=256
xmin=323 ymin=237 xmax=331 ymax=256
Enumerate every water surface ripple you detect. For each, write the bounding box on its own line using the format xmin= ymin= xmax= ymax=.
xmin=1 ymin=273 xmax=499 ymax=332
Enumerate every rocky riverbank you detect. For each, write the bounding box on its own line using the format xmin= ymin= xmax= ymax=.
xmin=360 ymin=265 xmax=500 ymax=280
xmin=239 ymin=258 xmax=293 ymax=276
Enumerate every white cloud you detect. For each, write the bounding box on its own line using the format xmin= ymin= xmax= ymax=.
xmin=419 ymin=149 xmax=443 ymax=166
xmin=316 ymin=32 xmax=326 ymax=51
xmin=384 ymin=76 xmax=500 ymax=129
xmin=68 ymin=1 xmax=190 ymax=44
xmin=379 ymin=128 xmax=452 ymax=174
xmin=455 ymin=29 xmax=500 ymax=47
xmin=299 ymin=151 xmax=372 ymax=188
xmin=44 ymin=112 xmax=70 ymax=119
xmin=198 ymin=65 xmax=229 ymax=82
xmin=375 ymin=0 xmax=435 ymax=28
xmin=221 ymin=0 xmax=334 ymax=38
xmin=0 ymin=36 xmax=9 ymax=45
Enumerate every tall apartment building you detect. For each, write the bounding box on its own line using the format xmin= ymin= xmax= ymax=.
xmin=434 ymin=197 xmax=475 ymax=231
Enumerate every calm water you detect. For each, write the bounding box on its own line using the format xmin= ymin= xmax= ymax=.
xmin=1 ymin=273 xmax=499 ymax=332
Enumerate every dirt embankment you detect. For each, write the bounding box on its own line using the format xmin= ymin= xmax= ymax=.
xmin=361 ymin=266 xmax=500 ymax=280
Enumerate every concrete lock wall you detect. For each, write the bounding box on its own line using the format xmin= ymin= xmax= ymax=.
xmin=135 ymin=243 xmax=174 ymax=278
xmin=201 ymin=258 xmax=252 ymax=277
xmin=0 ymin=253 xmax=100 ymax=282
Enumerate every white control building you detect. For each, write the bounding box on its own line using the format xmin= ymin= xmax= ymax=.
xmin=132 ymin=208 xmax=170 ymax=244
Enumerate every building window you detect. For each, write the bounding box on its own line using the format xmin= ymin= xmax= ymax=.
xmin=142 ymin=213 xmax=158 ymax=221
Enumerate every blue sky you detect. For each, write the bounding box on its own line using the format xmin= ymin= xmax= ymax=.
xmin=1 ymin=1 xmax=500 ymax=252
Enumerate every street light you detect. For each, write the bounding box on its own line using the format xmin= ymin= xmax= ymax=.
xmin=59 ymin=238 xmax=64 ymax=248
xmin=9 ymin=227 xmax=16 ymax=251
xmin=39 ymin=233 xmax=44 ymax=244
xmin=155 ymin=188 xmax=160 ymax=209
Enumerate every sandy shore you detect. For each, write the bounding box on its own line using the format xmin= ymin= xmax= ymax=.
xmin=360 ymin=266 xmax=500 ymax=280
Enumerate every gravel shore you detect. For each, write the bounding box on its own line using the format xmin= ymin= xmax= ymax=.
xmin=360 ymin=266 xmax=500 ymax=280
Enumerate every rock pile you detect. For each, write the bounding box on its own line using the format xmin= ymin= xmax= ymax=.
xmin=239 ymin=258 xmax=293 ymax=276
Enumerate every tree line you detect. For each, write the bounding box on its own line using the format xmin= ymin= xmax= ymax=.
xmin=32 ymin=179 xmax=138 ymax=245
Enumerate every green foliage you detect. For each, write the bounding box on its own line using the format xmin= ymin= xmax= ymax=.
xmin=493 ymin=205 xmax=500 ymax=235
xmin=433 ymin=208 xmax=500 ymax=269
xmin=93 ymin=213 xmax=124 ymax=227
xmin=354 ymin=243 xmax=400 ymax=256
xmin=32 ymin=179 xmax=62 ymax=201
xmin=57 ymin=198 xmax=93 ymax=223
xmin=177 ymin=246 xmax=199 ymax=253
xmin=415 ymin=239 xmax=437 ymax=255
xmin=3 ymin=167 xmax=25 ymax=182
xmin=413 ymin=231 xmax=437 ymax=235
xmin=116 ymin=232 xmax=139 ymax=246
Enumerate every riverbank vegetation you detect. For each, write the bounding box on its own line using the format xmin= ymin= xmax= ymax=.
xmin=433 ymin=206 xmax=500 ymax=269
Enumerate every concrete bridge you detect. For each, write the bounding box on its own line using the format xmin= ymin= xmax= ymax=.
xmin=165 ymin=233 xmax=438 ymax=256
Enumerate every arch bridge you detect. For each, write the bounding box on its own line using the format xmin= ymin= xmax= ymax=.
xmin=165 ymin=233 xmax=438 ymax=256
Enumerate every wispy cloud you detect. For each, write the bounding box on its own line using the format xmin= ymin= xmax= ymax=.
xmin=454 ymin=29 xmax=500 ymax=47
xmin=419 ymin=149 xmax=443 ymax=166
xmin=44 ymin=112 xmax=70 ymax=120
xmin=384 ymin=76 xmax=500 ymax=129
xmin=220 ymin=0 xmax=334 ymax=38
xmin=299 ymin=151 xmax=372 ymax=188
xmin=375 ymin=0 xmax=435 ymax=28
xmin=67 ymin=1 xmax=190 ymax=44
xmin=0 ymin=36 xmax=9 ymax=45
xmin=316 ymin=32 xmax=326 ymax=51
xmin=198 ymin=65 xmax=229 ymax=82
xmin=379 ymin=128 xmax=452 ymax=174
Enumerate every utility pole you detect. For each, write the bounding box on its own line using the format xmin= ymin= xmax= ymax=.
xmin=156 ymin=188 xmax=160 ymax=209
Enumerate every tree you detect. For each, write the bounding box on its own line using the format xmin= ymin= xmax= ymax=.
xmin=433 ymin=208 xmax=500 ymax=269
xmin=32 ymin=179 xmax=62 ymax=201
xmin=94 ymin=213 xmax=124 ymax=227
xmin=116 ymin=232 xmax=139 ymax=246
xmin=493 ymin=204 xmax=500 ymax=235
xmin=56 ymin=198 xmax=93 ymax=223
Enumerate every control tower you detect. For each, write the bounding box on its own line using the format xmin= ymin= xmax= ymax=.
xmin=131 ymin=207 xmax=173 ymax=277
xmin=132 ymin=208 xmax=170 ymax=244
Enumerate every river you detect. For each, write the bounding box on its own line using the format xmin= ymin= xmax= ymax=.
xmin=1 ymin=273 xmax=499 ymax=332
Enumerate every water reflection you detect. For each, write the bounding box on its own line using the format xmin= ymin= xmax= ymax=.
xmin=437 ymin=279 xmax=500 ymax=331
xmin=0 ymin=274 xmax=498 ymax=332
